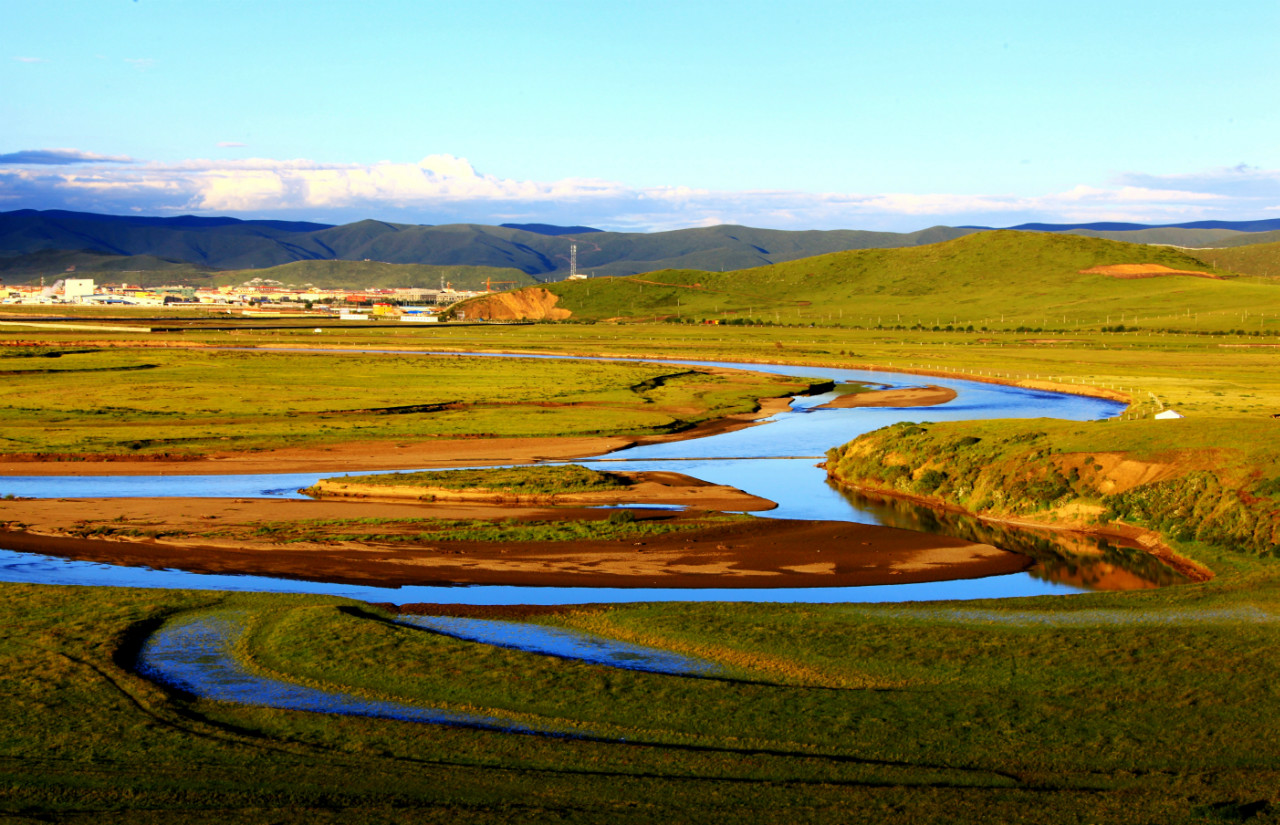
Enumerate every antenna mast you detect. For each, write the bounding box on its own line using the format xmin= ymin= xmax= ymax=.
xmin=569 ymin=243 xmax=577 ymax=279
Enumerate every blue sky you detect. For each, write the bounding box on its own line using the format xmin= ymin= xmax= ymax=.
xmin=3 ymin=0 xmax=1278 ymax=232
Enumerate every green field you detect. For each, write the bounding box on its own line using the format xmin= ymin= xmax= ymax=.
xmin=458 ymin=230 xmax=1280 ymax=332
xmin=1184 ymin=240 xmax=1280 ymax=280
xmin=3 ymin=240 xmax=1280 ymax=821
xmin=0 ymin=346 xmax=816 ymax=458
xmin=2 ymin=572 xmax=1277 ymax=823
xmin=320 ymin=464 xmax=631 ymax=494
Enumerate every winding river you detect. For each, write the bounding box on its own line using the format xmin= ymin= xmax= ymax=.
xmin=1 ymin=355 xmax=1143 ymax=604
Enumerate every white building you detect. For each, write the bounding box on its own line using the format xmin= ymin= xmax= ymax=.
xmin=63 ymin=278 xmax=96 ymax=302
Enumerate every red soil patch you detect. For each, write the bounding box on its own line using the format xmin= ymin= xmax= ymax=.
xmin=1079 ymin=264 xmax=1221 ymax=280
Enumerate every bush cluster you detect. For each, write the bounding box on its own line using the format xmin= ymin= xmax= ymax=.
xmin=1103 ymin=471 xmax=1280 ymax=557
xmin=826 ymin=422 xmax=1096 ymax=516
xmin=828 ymin=424 xmax=1280 ymax=558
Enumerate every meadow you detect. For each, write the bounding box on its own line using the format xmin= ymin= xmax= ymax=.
xmin=0 ymin=343 xmax=815 ymax=458
xmin=2 ymin=299 xmax=1280 ymax=821
xmin=499 ymin=231 xmax=1280 ymax=334
xmin=1 ymin=568 xmax=1277 ymax=823
xmin=316 ymin=464 xmax=631 ymax=494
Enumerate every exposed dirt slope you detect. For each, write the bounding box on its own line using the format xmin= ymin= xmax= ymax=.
xmin=458 ymin=287 xmax=571 ymax=320
xmin=1080 ymin=263 xmax=1221 ymax=279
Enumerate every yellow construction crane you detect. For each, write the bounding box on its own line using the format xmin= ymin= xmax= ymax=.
xmin=484 ymin=278 xmax=518 ymax=292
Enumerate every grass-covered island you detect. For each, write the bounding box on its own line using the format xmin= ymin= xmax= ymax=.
xmin=826 ymin=416 xmax=1280 ymax=576
xmin=300 ymin=463 xmax=774 ymax=509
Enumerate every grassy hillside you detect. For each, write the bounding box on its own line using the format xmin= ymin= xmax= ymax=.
xmin=0 ymin=209 xmax=981 ymax=277
xmin=1182 ymin=240 xmax=1280 ymax=279
xmin=497 ymin=230 xmax=1280 ymax=331
xmin=1063 ymin=227 xmax=1249 ymax=246
xmin=828 ymin=417 xmax=1280 ymax=557
xmin=0 ymin=249 xmax=211 ymax=283
xmin=1068 ymin=227 xmax=1280 ymax=248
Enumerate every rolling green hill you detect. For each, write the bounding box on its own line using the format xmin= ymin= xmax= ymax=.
xmin=1182 ymin=241 xmax=1280 ymax=279
xmin=461 ymin=231 xmax=1280 ymax=331
xmin=7 ymin=210 xmax=1280 ymax=289
xmin=0 ymin=249 xmax=211 ymax=283
xmin=0 ymin=209 xmax=980 ymax=277
xmin=1060 ymin=227 xmax=1280 ymax=248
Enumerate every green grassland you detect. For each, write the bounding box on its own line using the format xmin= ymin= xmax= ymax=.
xmin=76 ymin=512 xmax=723 ymax=545
xmin=324 ymin=464 xmax=631 ymax=494
xmin=1183 ymin=240 xmax=1280 ymax=280
xmin=4 ymin=234 xmax=1280 ymax=821
xmin=2 ymin=576 xmax=1278 ymax=823
xmin=473 ymin=230 xmax=1280 ymax=332
xmin=0 ymin=347 xmax=815 ymax=458
xmin=826 ymin=418 xmax=1280 ymax=557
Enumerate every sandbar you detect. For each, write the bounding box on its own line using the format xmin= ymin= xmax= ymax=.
xmin=0 ymin=495 xmax=1027 ymax=589
xmin=816 ymin=385 xmax=957 ymax=409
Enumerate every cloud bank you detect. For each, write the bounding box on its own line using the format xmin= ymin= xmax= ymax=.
xmin=0 ymin=149 xmax=136 ymax=166
xmin=0 ymin=150 xmax=1274 ymax=232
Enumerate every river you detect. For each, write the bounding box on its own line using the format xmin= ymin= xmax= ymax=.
xmin=1 ymin=355 xmax=1150 ymax=604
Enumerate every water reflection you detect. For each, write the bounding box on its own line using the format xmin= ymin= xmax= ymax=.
xmin=394 ymin=615 xmax=725 ymax=676
xmin=827 ymin=485 xmax=1188 ymax=590
xmin=0 ymin=355 xmax=1163 ymax=602
xmin=0 ymin=546 xmax=1087 ymax=603
xmin=136 ymin=612 xmax=587 ymax=735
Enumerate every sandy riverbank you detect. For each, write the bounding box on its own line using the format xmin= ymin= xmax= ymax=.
xmin=0 ymin=494 xmax=1027 ymax=589
xmin=0 ymin=381 xmax=1035 ymax=591
xmin=816 ymin=385 xmax=958 ymax=409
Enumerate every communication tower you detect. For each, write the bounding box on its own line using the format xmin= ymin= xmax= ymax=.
xmin=570 ymin=243 xmax=577 ymax=279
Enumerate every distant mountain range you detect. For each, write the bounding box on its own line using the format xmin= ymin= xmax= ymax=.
xmin=469 ymin=230 xmax=1277 ymax=325
xmin=2 ymin=209 xmax=1278 ymax=285
xmin=965 ymin=218 xmax=1280 ymax=250
xmin=978 ymin=218 xmax=1280 ymax=233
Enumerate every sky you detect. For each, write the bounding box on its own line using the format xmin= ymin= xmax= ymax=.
xmin=3 ymin=0 xmax=1279 ymax=233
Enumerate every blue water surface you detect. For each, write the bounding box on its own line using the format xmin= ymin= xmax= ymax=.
xmin=0 ymin=355 xmax=1123 ymax=604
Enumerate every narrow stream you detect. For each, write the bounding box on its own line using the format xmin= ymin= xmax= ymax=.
xmin=135 ymin=611 xmax=602 ymax=737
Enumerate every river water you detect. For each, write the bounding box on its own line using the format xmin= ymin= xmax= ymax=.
xmin=1 ymin=355 xmax=1146 ymax=604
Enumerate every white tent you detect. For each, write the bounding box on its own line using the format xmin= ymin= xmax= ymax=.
xmin=1154 ymin=410 xmax=1185 ymax=420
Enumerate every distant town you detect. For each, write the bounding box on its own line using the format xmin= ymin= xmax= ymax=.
xmin=0 ymin=275 xmax=489 ymax=319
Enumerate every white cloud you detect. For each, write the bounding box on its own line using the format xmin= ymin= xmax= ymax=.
xmin=124 ymin=58 xmax=155 ymax=71
xmin=0 ymin=149 xmax=1275 ymax=232
xmin=1115 ymin=165 xmax=1280 ymax=201
xmin=216 ymin=141 xmax=247 ymax=148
